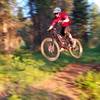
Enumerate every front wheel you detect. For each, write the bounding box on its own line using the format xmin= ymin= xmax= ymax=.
xmin=69 ymin=39 xmax=83 ymax=58
xmin=41 ymin=37 xmax=60 ymax=61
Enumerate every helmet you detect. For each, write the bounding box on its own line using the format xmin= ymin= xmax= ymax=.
xmin=53 ymin=7 xmax=61 ymax=13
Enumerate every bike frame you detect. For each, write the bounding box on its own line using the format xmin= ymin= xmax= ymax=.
xmin=49 ymin=28 xmax=69 ymax=49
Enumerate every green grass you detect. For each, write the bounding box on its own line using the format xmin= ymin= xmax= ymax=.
xmin=0 ymin=45 xmax=99 ymax=99
xmin=75 ymin=45 xmax=100 ymax=100
xmin=76 ymin=71 xmax=100 ymax=100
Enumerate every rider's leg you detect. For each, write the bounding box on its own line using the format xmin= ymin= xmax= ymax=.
xmin=64 ymin=26 xmax=76 ymax=48
xmin=64 ymin=26 xmax=73 ymax=44
xmin=60 ymin=27 xmax=65 ymax=36
xmin=60 ymin=27 xmax=66 ymax=44
xmin=59 ymin=27 xmax=65 ymax=51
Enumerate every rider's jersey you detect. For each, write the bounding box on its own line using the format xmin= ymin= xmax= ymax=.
xmin=50 ymin=11 xmax=71 ymax=28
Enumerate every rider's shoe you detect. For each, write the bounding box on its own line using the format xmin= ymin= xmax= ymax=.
xmin=60 ymin=48 xmax=64 ymax=52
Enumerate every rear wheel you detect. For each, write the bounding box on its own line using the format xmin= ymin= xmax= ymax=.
xmin=41 ymin=37 xmax=60 ymax=61
xmin=69 ymin=39 xmax=83 ymax=58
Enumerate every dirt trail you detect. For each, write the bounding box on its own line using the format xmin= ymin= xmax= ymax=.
xmin=35 ymin=64 xmax=92 ymax=100
xmin=0 ymin=63 xmax=99 ymax=100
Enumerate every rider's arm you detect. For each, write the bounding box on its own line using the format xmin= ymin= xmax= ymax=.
xmin=63 ymin=16 xmax=70 ymax=22
xmin=61 ymin=12 xmax=71 ymax=27
xmin=62 ymin=12 xmax=70 ymax=23
xmin=48 ymin=18 xmax=59 ymax=31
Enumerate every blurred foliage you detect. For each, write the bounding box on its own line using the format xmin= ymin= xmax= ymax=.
xmin=92 ymin=3 xmax=100 ymax=37
xmin=0 ymin=0 xmax=99 ymax=52
xmin=0 ymin=46 xmax=100 ymax=99
xmin=72 ymin=0 xmax=89 ymax=32
xmin=76 ymin=71 xmax=100 ymax=100
xmin=0 ymin=0 xmax=100 ymax=99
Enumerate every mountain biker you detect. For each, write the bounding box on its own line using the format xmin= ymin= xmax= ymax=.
xmin=48 ymin=7 xmax=74 ymax=47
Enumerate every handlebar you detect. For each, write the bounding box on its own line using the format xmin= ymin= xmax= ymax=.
xmin=48 ymin=28 xmax=57 ymax=33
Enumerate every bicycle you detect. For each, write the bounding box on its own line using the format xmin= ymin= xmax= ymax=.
xmin=41 ymin=28 xmax=83 ymax=61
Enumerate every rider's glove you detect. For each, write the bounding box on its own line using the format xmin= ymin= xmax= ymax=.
xmin=47 ymin=28 xmax=51 ymax=32
xmin=47 ymin=26 xmax=53 ymax=31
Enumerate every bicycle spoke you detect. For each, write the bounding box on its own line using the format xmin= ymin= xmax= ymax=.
xmin=41 ymin=38 xmax=60 ymax=61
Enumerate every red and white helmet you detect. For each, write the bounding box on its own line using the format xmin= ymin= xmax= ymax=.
xmin=53 ymin=7 xmax=61 ymax=13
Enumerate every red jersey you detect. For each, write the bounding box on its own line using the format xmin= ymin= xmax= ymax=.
xmin=50 ymin=11 xmax=71 ymax=28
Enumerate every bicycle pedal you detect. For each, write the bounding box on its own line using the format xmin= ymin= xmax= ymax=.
xmin=60 ymin=48 xmax=65 ymax=52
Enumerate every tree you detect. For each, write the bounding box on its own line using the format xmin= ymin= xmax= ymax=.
xmin=87 ymin=3 xmax=100 ymax=48
xmin=17 ymin=7 xmax=24 ymax=21
xmin=26 ymin=0 xmax=53 ymax=49
xmin=0 ymin=0 xmax=24 ymax=53
xmin=26 ymin=0 xmax=73 ymax=50
xmin=72 ymin=0 xmax=90 ymax=38
xmin=91 ymin=3 xmax=100 ymax=34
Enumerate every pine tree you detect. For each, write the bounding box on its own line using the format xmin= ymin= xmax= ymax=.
xmin=92 ymin=3 xmax=100 ymax=34
xmin=72 ymin=0 xmax=89 ymax=35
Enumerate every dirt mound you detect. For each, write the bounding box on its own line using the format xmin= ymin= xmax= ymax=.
xmin=34 ymin=64 xmax=92 ymax=100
